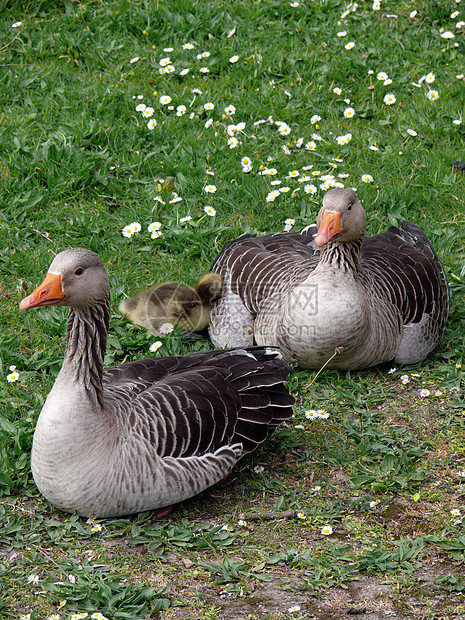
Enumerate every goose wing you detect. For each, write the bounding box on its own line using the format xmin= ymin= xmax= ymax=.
xmin=358 ymin=223 xmax=449 ymax=357
xmin=212 ymin=232 xmax=319 ymax=313
xmin=103 ymin=348 xmax=294 ymax=460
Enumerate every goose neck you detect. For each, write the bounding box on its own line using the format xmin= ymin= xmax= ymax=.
xmin=319 ymin=238 xmax=362 ymax=272
xmin=62 ymin=297 xmax=110 ymax=408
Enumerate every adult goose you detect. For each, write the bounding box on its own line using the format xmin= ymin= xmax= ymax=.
xmin=119 ymin=272 xmax=222 ymax=336
xmin=19 ymin=248 xmax=294 ymax=518
xmin=209 ymin=188 xmax=449 ymax=370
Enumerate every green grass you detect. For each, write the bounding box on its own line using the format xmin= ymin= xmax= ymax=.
xmin=1 ymin=0 xmax=464 ymax=618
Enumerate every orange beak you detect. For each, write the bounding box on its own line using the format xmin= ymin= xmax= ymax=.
xmin=19 ymin=272 xmax=65 ymax=310
xmin=314 ymin=210 xmax=344 ymax=247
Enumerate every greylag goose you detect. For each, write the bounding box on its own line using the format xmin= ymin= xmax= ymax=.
xmin=209 ymin=188 xmax=449 ymax=370
xmin=119 ymin=273 xmax=222 ymax=336
xmin=19 ymin=248 xmax=294 ymax=518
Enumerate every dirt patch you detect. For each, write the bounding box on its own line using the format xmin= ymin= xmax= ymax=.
xmin=160 ymin=561 xmax=464 ymax=620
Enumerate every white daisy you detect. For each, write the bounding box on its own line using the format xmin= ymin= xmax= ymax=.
xmin=159 ymin=322 xmax=174 ymax=335
xmin=204 ymin=205 xmax=216 ymax=216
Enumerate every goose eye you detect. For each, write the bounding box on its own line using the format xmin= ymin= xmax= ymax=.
xmin=188 ymin=300 xmax=198 ymax=308
xmin=347 ymin=204 xmax=352 ymax=211
xmin=74 ymin=267 xmax=84 ymax=276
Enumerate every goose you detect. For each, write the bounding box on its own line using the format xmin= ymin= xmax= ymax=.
xmin=19 ymin=248 xmax=294 ymax=518
xmin=119 ymin=272 xmax=222 ymax=336
xmin=209 ymin=188 xmax=449 ymax=370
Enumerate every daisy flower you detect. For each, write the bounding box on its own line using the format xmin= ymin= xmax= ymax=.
xmin=344 ymin=41 xmax=355 ymax=50
xmin=179 ymin=68 xmax=189 ymax=76
xmin=361 ymin=174 xmax=373 ymax=183
xmin=369 ymin=500 xmax=379 ymax=508
xmin=288 ymin=605 xmax=301 ymax=613
xmin=372 ymin=1 xmax=380 ymax=10
xmin=337 ymin=30 xmax=347 ymax=37
xmin=296 ymin=512 xmax=306 ymax=520
xmin=7 ymin=365 xmax=19 ymax=382
xmin=176 ymin=104 xmax=187 ymax=116
xmin=451 ymin=509 xmax=462 ymax=517
xmin=377 ymin=72 xmax=389 ymax=81
xmin=305 ymin=141 xmax=317 ymax=150
xmin=122 ymin=224 xmax=135 ymax=238
xmin=204 ymin=205 xmax=216 ymax=216
xmin=148 ymin=222 xmax=162 ymax=233
xmin=440 ymin=31 xmax=455 ymax=38
xmin=159 ymin=323 xmax=174 ymax=335
xmin=159 ymin=57 xmax=171 ymax=67
xmin=48 ymin=615 xmax=61 ymax=620
xmin=426 ymin=90 xmax=439 ymax=101
xmin=224 ymin=104 xmax=236 ymax=115
xmin=182 ymin=42 xmax=195 ymax=50
xmin=401 ymin=374 xmax=410 ymax=384
xmin=288 ymin=170 xmax=300 ymax=178
xmin=383 ymin=93 xmax=396 ymax=105
xmin=310 ymin=114 xmax=321 ymax=124
xmin=204 ymin=184 xmax=217 ymax=193
xmin=147 ymin=119 xmax=157 ymax=130
xmin=321 ymin=525 xmax=333 ymax=536
xmin=204 ymin=102 xmax=215 ymax=110
xmin=344 ymin=107 xmax=355 ymax=118
xmin=406 ymin=128 xmax=417 ymax=136
xmin=142 ymin=107 xmax=154 ymax=118
xmin=151 ymin=230 xmax=162 ymax=239
xmin=179 ymin=215 xmax=192 ymax=223
xmin=199 ymin=66 xmax=210 ymax=73
xmin=136 ymin=103 xmax=146 ymax=112
xmin=228 ymin=137 xmax=239 ymax=148
xmin=241 ymin=157 xmax=252 ymax=167
xmin=277 ymin=123 xmax=291 ymax=136
xmin=159 ymin=95 xmax=172 ymax=105
xmin=420 ymin=389 xmax=431 ymax=397
xmin=336 ymin=133 xmax=352 ymax=145
xmin=284 ymin=218 xmax=296 ymax=226
xmin=91 ymin=523 xmax=102 ymax=532
xmin=28 ymin=574 xmax=39 ymax=585
xmin=229 ymin=55 xmax=239 ymax=63
xmin=312 ymin=485 xmax=321 ymax=492
xmin=304 ymin=184 xmax=317 ymax=194
xmin=12 ymin=21 xmax=23 ymax=27
xmin=266 ymin=190 xmax=281 ymax=202
xmin=425 ymin=72 xmax=435 ymax=83
xmin=305 ymin=409 xmax=318 ymax=420
xmin=333 ymin=87 xmax=342 ymax=95
xmin=237 ymin=519 xmax=247 ymax=527
xmin=197 ymin=51 xmax=210 ymax=59
xmin=253 ymin=465 xmax=264 ymax=473
xmin=204 ymin=118 xmax=213 ymax=128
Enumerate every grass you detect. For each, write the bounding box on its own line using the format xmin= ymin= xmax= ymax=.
xmin=0 ymin=0 xmax=464 ymax=618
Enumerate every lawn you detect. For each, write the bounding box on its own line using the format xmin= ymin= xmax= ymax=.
xmin=0 ymin=0 xmax=464 ymax=618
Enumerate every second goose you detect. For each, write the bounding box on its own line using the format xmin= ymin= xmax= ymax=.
xmin=209 ymin=188 xmax=449 ymax=370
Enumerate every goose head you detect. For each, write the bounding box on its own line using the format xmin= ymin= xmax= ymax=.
xmin=314 ymin=188 xmax=366 ymax=247
xmin=19 ymin=248 xmax=110 ymax=311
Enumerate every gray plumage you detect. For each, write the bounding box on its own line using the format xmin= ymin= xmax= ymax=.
xmin=19 ymin=248 xmax=294 ymax=517
xmin=209 ymin=188 xmax=449 ymax=369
